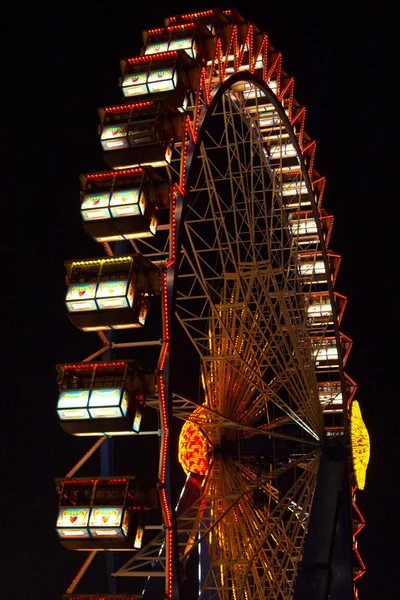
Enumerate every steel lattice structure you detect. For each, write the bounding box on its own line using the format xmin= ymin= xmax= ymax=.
xmin=56 ymin=8 xmax=368 ymax=600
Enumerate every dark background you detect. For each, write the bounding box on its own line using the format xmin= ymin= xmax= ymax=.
xmin=1 ymin=1 xmax=397 ymax=598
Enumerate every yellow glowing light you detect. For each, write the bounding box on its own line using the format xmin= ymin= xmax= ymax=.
xmin=178 ymin=406 xmax=209 ymax=476
xmin=350 ymin=400 xmax=370 ymax=490
xmin=71 ymin=256 xmax=132 ymax=267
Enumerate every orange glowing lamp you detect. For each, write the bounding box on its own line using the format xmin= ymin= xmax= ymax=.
xmin=178 ymin=407 xmax=209 ymax=476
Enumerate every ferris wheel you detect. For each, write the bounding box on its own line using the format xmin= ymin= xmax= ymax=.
xmin=56 ymin=8 xmax=370 ymax=600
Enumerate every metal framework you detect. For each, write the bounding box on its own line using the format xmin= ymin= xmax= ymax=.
xmin=56 ymin=8 xmax=367 ymax=600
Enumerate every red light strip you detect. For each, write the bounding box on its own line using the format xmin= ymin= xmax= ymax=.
xmin=312 ymin=176 xmax=326 ymax=212
xmin=85 ymin=172 xmax=114 ymax=181
xmin=255 ymin=34 xmax=269 ymax=82
xmin=291 ymin=107 xmax=306 ymax=149
xmin=224 ymin=26 xmax=239 ymax=78
xmin=238 ymin=24 xmax=253 ymax=70
xmin=185 ymin=112 xmax=195 ymax=144
xmin=161 ymin=271 xmax=170 ymax=343
xmin=147 ymin=23 xmax=196 ymax=34
xmin=111 ymin=167 xmax=144 ymax=177
xmin=160 ymin=482 xmax=172 ymax=526
xmin=179 ymin=117 xmax=191 ymax=193
xmin=325 ymin=252 xmax=341 ymax=287
xmin=335 ymin=292 xmax=348 ymax=324
xmin=104 ymin=101 xmax=153 ymax=113
xmin=266 ymin=52 xmax=282 ymax=95
xmin=61 ymin=479 xmax=99 ymax=486
xmin=63 ymin=361 xmax=126 ymax=371
xmin=321 ymin=213 xmax=334 ymax=248
xmin=157 ymin=379 xmax=169 ymax=459
xmin=289 ymin=81 xmax=295 ymax=121
xmin=278 ymin=77 xmax=294 ymax=111
xmin=97 ymin=330 xmax=109 ymax=344
xmin=353 ymin=544 xmax=366 ymax=580
xmin=208 ymin=37 xmax=224 ymax=92
xmin=166 ymin=526 xmax=173 ymax=597
xmin=191 ymin=72 xmax=203 ymax=138
xmin=157 ymin=377 xmax=172 ymax=599
xmin=157 ymin=267 xmax=173 ymax=598
xmin=217 ymin=42 xmax=223 ymax=85
xmin=344 ymin=373 xmax=358 ymax=408
xmin=218 ymin=25 xmax=237 ymax=81
xmin=339 ymin=332 xmax=353 ymax=365
xmin=352 ymin=499 xmax=366 ymax=537
xmin=126 ymin=51 xmax=178 ymax=64
xmin=351 ymin=486 xmax=366 ymax=583
xmin=303 ymin=141 xmax=317 ymax=178
xmin=201 ymin=66 xmax=211 ymax=105
xmin=169 ymin=186 xmax=178 ymax=260
xmin=248 ymin=25 xmax=254 ymax=74
xmin=62 ymin=477 xmax=127 ymax=486
xmin=86 ymin=168 xmax=143 ymax=181
xmin=158 ymin=341 xmax=169 ymax=373
xmin=169 ymin=10 xmax=216 ymax=22
xmin=102 ymin=241 xmax=113 ymax=256
xmin=66 ymin=551 xmax=97 ymax=593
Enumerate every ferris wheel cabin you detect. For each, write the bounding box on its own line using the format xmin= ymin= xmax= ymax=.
xmin=55 ymin=477 xmax=158 ymax=550
xmin=80 ymin=168 xmax=170 ymax=243
xmin=64 ymin=254 xmax=160 ymax=332
xmin=119 ymin=50 xmax=193 ymax=110
xmin=56 ymin=360 xmax=156 ymax=436
xmin=99 ymin=101 xmax=175 ymax=170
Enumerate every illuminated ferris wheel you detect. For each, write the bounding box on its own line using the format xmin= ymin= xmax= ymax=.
xmin=55 ymin=8 xmax=370 ymax=600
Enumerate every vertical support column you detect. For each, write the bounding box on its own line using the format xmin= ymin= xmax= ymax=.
xmin=157 ymin=188 xmax=185 ymax=599
xmin=293 ymin=441 xmax=353 ymax=600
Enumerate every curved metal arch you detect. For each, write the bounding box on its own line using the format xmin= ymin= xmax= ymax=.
xmin=181 ymin=72 xmax=346 ymax=409
xmin=184 ymin=71 xmax=312 ymax=200
xmin=176 ymin=111 xmax=322 ymax=434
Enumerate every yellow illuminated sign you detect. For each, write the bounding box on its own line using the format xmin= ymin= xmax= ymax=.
xmin=350 ymin=400 xmax=370 ymax=490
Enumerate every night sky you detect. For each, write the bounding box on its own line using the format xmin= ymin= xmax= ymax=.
xmin=1 ymin=1 xmax=397 ymax=598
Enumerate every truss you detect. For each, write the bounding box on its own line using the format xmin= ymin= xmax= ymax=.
xmin=176 ymin=91 xmax=324 ymax=441
xmin=177 ymin=452 xmax=320 ymax=599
